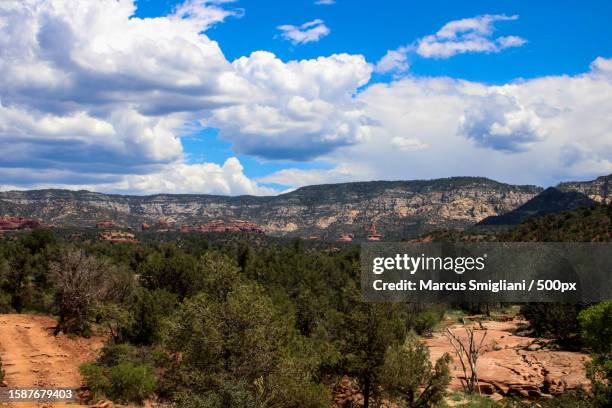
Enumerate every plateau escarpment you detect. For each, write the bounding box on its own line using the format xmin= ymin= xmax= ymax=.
xmin=557 ymin=174 xmax=611 ymax=204
xmin=0 ymin=177 xmax=542 ymax=238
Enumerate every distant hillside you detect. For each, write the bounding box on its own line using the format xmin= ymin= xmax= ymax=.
xmin=478 ymin=188 xmax=596 ymax=226
xmin=413 ymin=203 xmax=612 ymax=243
xmin=503 ymin=204 xmax=612 ymax=242
xmin=557 ymin=174 xmax=611 ymax=204
xmin=0 ymin=177 xmax=541 ymax=238
xmin=2 ymin=174 xmax=610 ymax=239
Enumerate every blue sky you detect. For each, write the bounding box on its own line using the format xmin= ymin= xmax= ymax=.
xmin=1 ymin=0 xmax=611 ymax=194
xmin=136 ymin=0 xmax=612 ymax=82
xmin=135 ymin=0 xmax=612 ymax=189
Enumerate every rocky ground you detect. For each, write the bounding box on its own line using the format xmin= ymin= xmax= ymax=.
xmin=0 ymin=314 xmax=590 ymax=407
xmin=426 ymin=319 xmax=590 ymax=401
xmin=332 ymin=318 xmax=590 ymax=407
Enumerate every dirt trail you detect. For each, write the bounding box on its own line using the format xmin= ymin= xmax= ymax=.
xmin=0 ymin=314 xmax=104 ymax=408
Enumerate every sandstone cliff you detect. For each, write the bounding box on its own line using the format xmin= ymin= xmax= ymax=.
xmin=557 ymin=174 xmax=611 ymax=204
xmin=0 ymin=177 xmax=542 ymax=238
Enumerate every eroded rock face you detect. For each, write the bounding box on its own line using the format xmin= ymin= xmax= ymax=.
xmin=0 ymin=216 xmax=42 ymax=231
xmin=558 ymin=174 xmax=612 ymax=204
xmin=182 ymin=219 xmax=265 ymax=234
xmin=0 ymin=177 xmax=541 ymax=238
xmin=426 ymin=320 xmax=590 ymax=399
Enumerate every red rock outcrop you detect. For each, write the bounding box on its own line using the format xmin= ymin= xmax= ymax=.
xmin=338 ymin=233 xmax=354 ymax=242
xmin=183 ymin=220 xmax=265 ymax=234
xmin=96 ymin=220 xmax=117 ymax=229
xmin=0 ymin=216 xmax=43 ymax=231
xmin=99 ymin=231 xmax=139 ymax=244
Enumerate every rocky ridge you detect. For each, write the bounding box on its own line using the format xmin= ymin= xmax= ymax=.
xmin=478 ymin=187 xmax=596 ymax=226
xmin=0 ymin=174 xmax=608 ymax=238
xmin=0 ymin=177 xmax=542 ymax=238
xmin=558 ymin=174 xmax=612 ymax=204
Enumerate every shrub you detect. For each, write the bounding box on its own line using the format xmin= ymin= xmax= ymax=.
xmin=380 ymin=335 xmax=451 ymax=407
xmin=0 ymin=291 xmax=12 ymax=313
xmin=109 ymin=362 xmax=156 ymax=404
xmin=127 ymin=288 xmax=177 ymax=345
xmin=579 ymin=302 xmax=612 ymax=407
xmin=97 ymin=343 xmax=141 ymax=367
xmin=164 ymin=283 xmax=329 ymax=407
xmin=50 ymin=249 xmax=112 ymax=335
xmin=80 ymin=363 xmax=111 ymax=399
xmin=578 ymin=301 xmax=612 ymax=353
xmin=412 ymin=309 xmax=443 ymax=335
xmin=520 ymin=303 xmax=582 ymax=347
xmin=81 ymin=361 xmax=155 ymax=405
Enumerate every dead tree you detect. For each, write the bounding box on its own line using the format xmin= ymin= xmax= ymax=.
xmin=444 ymin=325 xmax=487 ymax=394
xmin=50 ymin=249 xmax=111 ymax=335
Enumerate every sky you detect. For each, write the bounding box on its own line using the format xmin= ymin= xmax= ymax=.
xmin=1 ymin=0 xmax=611 ymax=195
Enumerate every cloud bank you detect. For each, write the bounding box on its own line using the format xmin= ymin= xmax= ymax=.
xmin=0 ymin=2 xmax=610 ymax=196
xmin=0 ymin=0 xmax=369 ymax=194
xmin=263 ymin=63 xmax=612 ymax=189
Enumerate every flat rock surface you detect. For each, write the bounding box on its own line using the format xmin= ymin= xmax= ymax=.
xmin=426 ymin=320 xmax=590 ymax=398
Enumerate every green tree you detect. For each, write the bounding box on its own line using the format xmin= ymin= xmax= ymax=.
xmin=380 ymin=336 xmax=452 ymax=408
xmin=138 ymin=244 xmax=200 ymax=299
xmin=80 ymin=361 xmax=155 ymax=405
xmin=127 ymin=288 xmax=177 ymax=345
xmin=164 ymin=281 xmax=328 ymax=407
xmin=579 ymin=302 xmax=612 ymax=407
xmin=342 ymin=300 xmax=407 ymax=408
xmin=520 ymin=303 xmax=582 ymax=347
xmin=579 ymin=301 xmax=612 ymax=354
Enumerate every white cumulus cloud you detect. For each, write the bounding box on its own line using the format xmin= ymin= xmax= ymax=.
xmin=376 ymin=14 xmax=526 ymax=75
xmin=375 ymin=46 xmax=412 ymax=74
xmin=277 ymin=19 xmax=331 ymax=45
xmin=416 ymin=14 xmax=526 ymax=58
xmin=209 ymin=51 xmax=373 ymax=160
xmin=459 ymin=91 xmax=545 ymax=152
xmin=264 ymin=58 xmax=612 ymax=189
xmin=0 ymin=0 xmax=370 ymax=194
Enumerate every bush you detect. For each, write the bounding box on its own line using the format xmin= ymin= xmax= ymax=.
xmin=520 ymin=303 xmax=582 ymax=347
xmin=97 ymin=343 xmax=141 ymax=367
xmin=81 ymin=361 xmax=155 ymax=405
xmin=507 ymin=389 xmax=594 ymax=408
xmin=164 ymin=283 xmax=328 ymax=407
xmin=0 ymin=291 xmax=12 ymax=313
xmin=80 ymin=363 xmax=111 ymax=399
xmin=579 ymin=302 xmax=612 ymax=407
xmin=109 ymin=362 xmax=156 ymax=404
xmin=578 ymin=301 xmax=612 ymax=353
xmin=380 ymin=335 xmax=451 ymax=407
xmin=127 ymin=288 xmax=177 ymax=345
xmin=412 ymin=309 xmax=443 ymax=335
